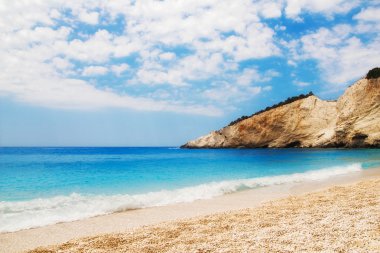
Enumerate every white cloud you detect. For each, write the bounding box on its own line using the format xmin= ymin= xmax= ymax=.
xmin=275 ymin=25 xmax=287 ymax=31
xmin=284 ymin=0 xmax=361 ymax=20
xmin=203 ymin=67 xmax=276 ymax=104
xmin=0 ymin=0 xmax=225 ymax=117
xmin=203 ymin=83 xmax=265 ymax=104
xmin=292 ymin=24 xmax=380 ymax=87
xmin=111 ymin=1 xmax=279 ymax=61
xmin=62 ymin=29 xmax=116 ymax=63
xmin=260 ymin=2 xmax=282 ymax=19
xmin=111 ymin=64 xmax=129 ymax=76
xmin=82 ymin=66 xmax=108 ymax=76
xmin=0 ymin=76 xmax=222 ymax=116
xmin=159 ymin=52 xmax=176 ymax=61
xmin=236 ymin=68 xmax=279 ymax=86
xmin=78 ymin=11 xmax=99 ymax=25
xmin=134 ymin=68 xmax=184 ymax=87
xmin=0 ymin=48 xmax=221 ymax=116
xmin=294 ymin=81 xmax=311 ymax=87
xmin=133 ymin=52 xmax=227 ymax=86
xmin=4 ymin=0 xmax=371 ymax=116
xmin=354 ymin=7 xmax=380 ymax=22
xmin=236 ymin=69 xmax=262 ymax=86
xmin=353 ymin=7 xmax=380 ymax=34
xmin=0 ymin=1 xmax=55 ymax=32
xmin=0 ymin=0 xmax=281 ymax=87
xmin=51 ymin=57 xmax=73 ymax=71
xmin=0 ymin=26 xmax=71 ymax=50
xmin=263 ymin=85 xmax=272 ymax=91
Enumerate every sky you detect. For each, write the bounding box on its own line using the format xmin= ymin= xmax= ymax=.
xmin=0 ymin=0 xmax=379 ymax=146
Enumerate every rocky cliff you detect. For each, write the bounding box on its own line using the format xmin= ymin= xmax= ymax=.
xmin=182 ymin=74 xmax=380 ymax=148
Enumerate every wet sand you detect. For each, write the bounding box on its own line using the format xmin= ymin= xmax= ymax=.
xmin=1 ymin=168 xmax=379 ymax=253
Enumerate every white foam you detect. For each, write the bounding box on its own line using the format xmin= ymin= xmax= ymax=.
xmin=0 ymin=163 xmax=362 ymax=232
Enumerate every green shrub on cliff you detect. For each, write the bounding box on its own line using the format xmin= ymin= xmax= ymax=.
xmin=228 ymin=92 xmax=314 ymax=126
xmin=366 ymin=67 xmax=380 ymax=79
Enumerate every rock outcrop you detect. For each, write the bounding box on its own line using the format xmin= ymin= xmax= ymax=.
xmin=182 ymin=74 xmax=380 ymax=148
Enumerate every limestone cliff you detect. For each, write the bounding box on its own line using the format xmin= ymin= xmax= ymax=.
xmin=182 ymin=76 xmax=380 ymax=148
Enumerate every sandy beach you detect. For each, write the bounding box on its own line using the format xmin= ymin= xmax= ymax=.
xmin=2 ymin=1 xmax=380 ymax=252
xmin=1 ymin=168 xmax=379 ymax=253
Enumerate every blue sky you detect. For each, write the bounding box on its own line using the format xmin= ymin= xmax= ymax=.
xmin=0 ymin=0 xmax=379 ymax=146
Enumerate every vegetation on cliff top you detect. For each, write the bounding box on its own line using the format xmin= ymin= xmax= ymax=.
xmin=227 ymin=68 xmax=379 ymax=128
xmin=228 ymin=92 xmax=314 ymax=126
xmin=366 ymin=67 xmax=380 ymax=79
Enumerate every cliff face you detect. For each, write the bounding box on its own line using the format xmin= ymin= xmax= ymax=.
xmin=182 ymin=77 xmax=380 ymax=148
xmin=335 ymin=78 xmax=380 ymax=147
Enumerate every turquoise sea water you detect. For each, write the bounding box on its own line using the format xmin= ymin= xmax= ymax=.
xmin=1 ymin=147 xmax=380 ymax=232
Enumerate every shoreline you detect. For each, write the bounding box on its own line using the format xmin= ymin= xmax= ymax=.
xmin=1 ymin=167 xmax=379 ymax=253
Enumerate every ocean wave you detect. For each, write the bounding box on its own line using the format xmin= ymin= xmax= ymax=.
xmin=0 ymin=163 xmax=362 ymax=233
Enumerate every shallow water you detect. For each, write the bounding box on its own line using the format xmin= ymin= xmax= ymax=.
xmin=1 ymin=147 xmax=380 ymax=232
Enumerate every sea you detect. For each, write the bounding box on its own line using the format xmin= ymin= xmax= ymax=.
xmin=1 ymin=147 xmax=380 ymax=233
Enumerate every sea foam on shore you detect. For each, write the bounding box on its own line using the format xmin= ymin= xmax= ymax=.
xmin=0 ymin=163 xmax=362 ymax=233
xmin=30 ymin=177 xmax=380 ymax=253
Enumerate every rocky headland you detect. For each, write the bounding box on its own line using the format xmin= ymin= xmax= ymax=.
xmin=182 ymin=68 xmax=380 ymax=148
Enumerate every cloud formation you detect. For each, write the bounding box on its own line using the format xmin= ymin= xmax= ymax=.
xmin=0 ymin=0 xmax=378 ymax=115
xmin=287 ymin=17 xmax=380 ymax=89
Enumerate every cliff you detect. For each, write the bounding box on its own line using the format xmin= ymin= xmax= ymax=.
xmin=182 ymin=74 xmax=380 ymax=148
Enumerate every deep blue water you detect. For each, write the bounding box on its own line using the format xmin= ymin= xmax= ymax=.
xmin=0 ymin=147 xmax=379 ymax=232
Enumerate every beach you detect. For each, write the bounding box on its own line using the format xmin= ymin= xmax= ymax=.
xmin=2 ymin=1 xmax=380 ymax=252
xmin=1 ymin=168 xmax=379 ymax=253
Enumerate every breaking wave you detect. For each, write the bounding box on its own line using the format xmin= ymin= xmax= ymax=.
xmin=0 ymin=163 xmax=362 ymax=232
